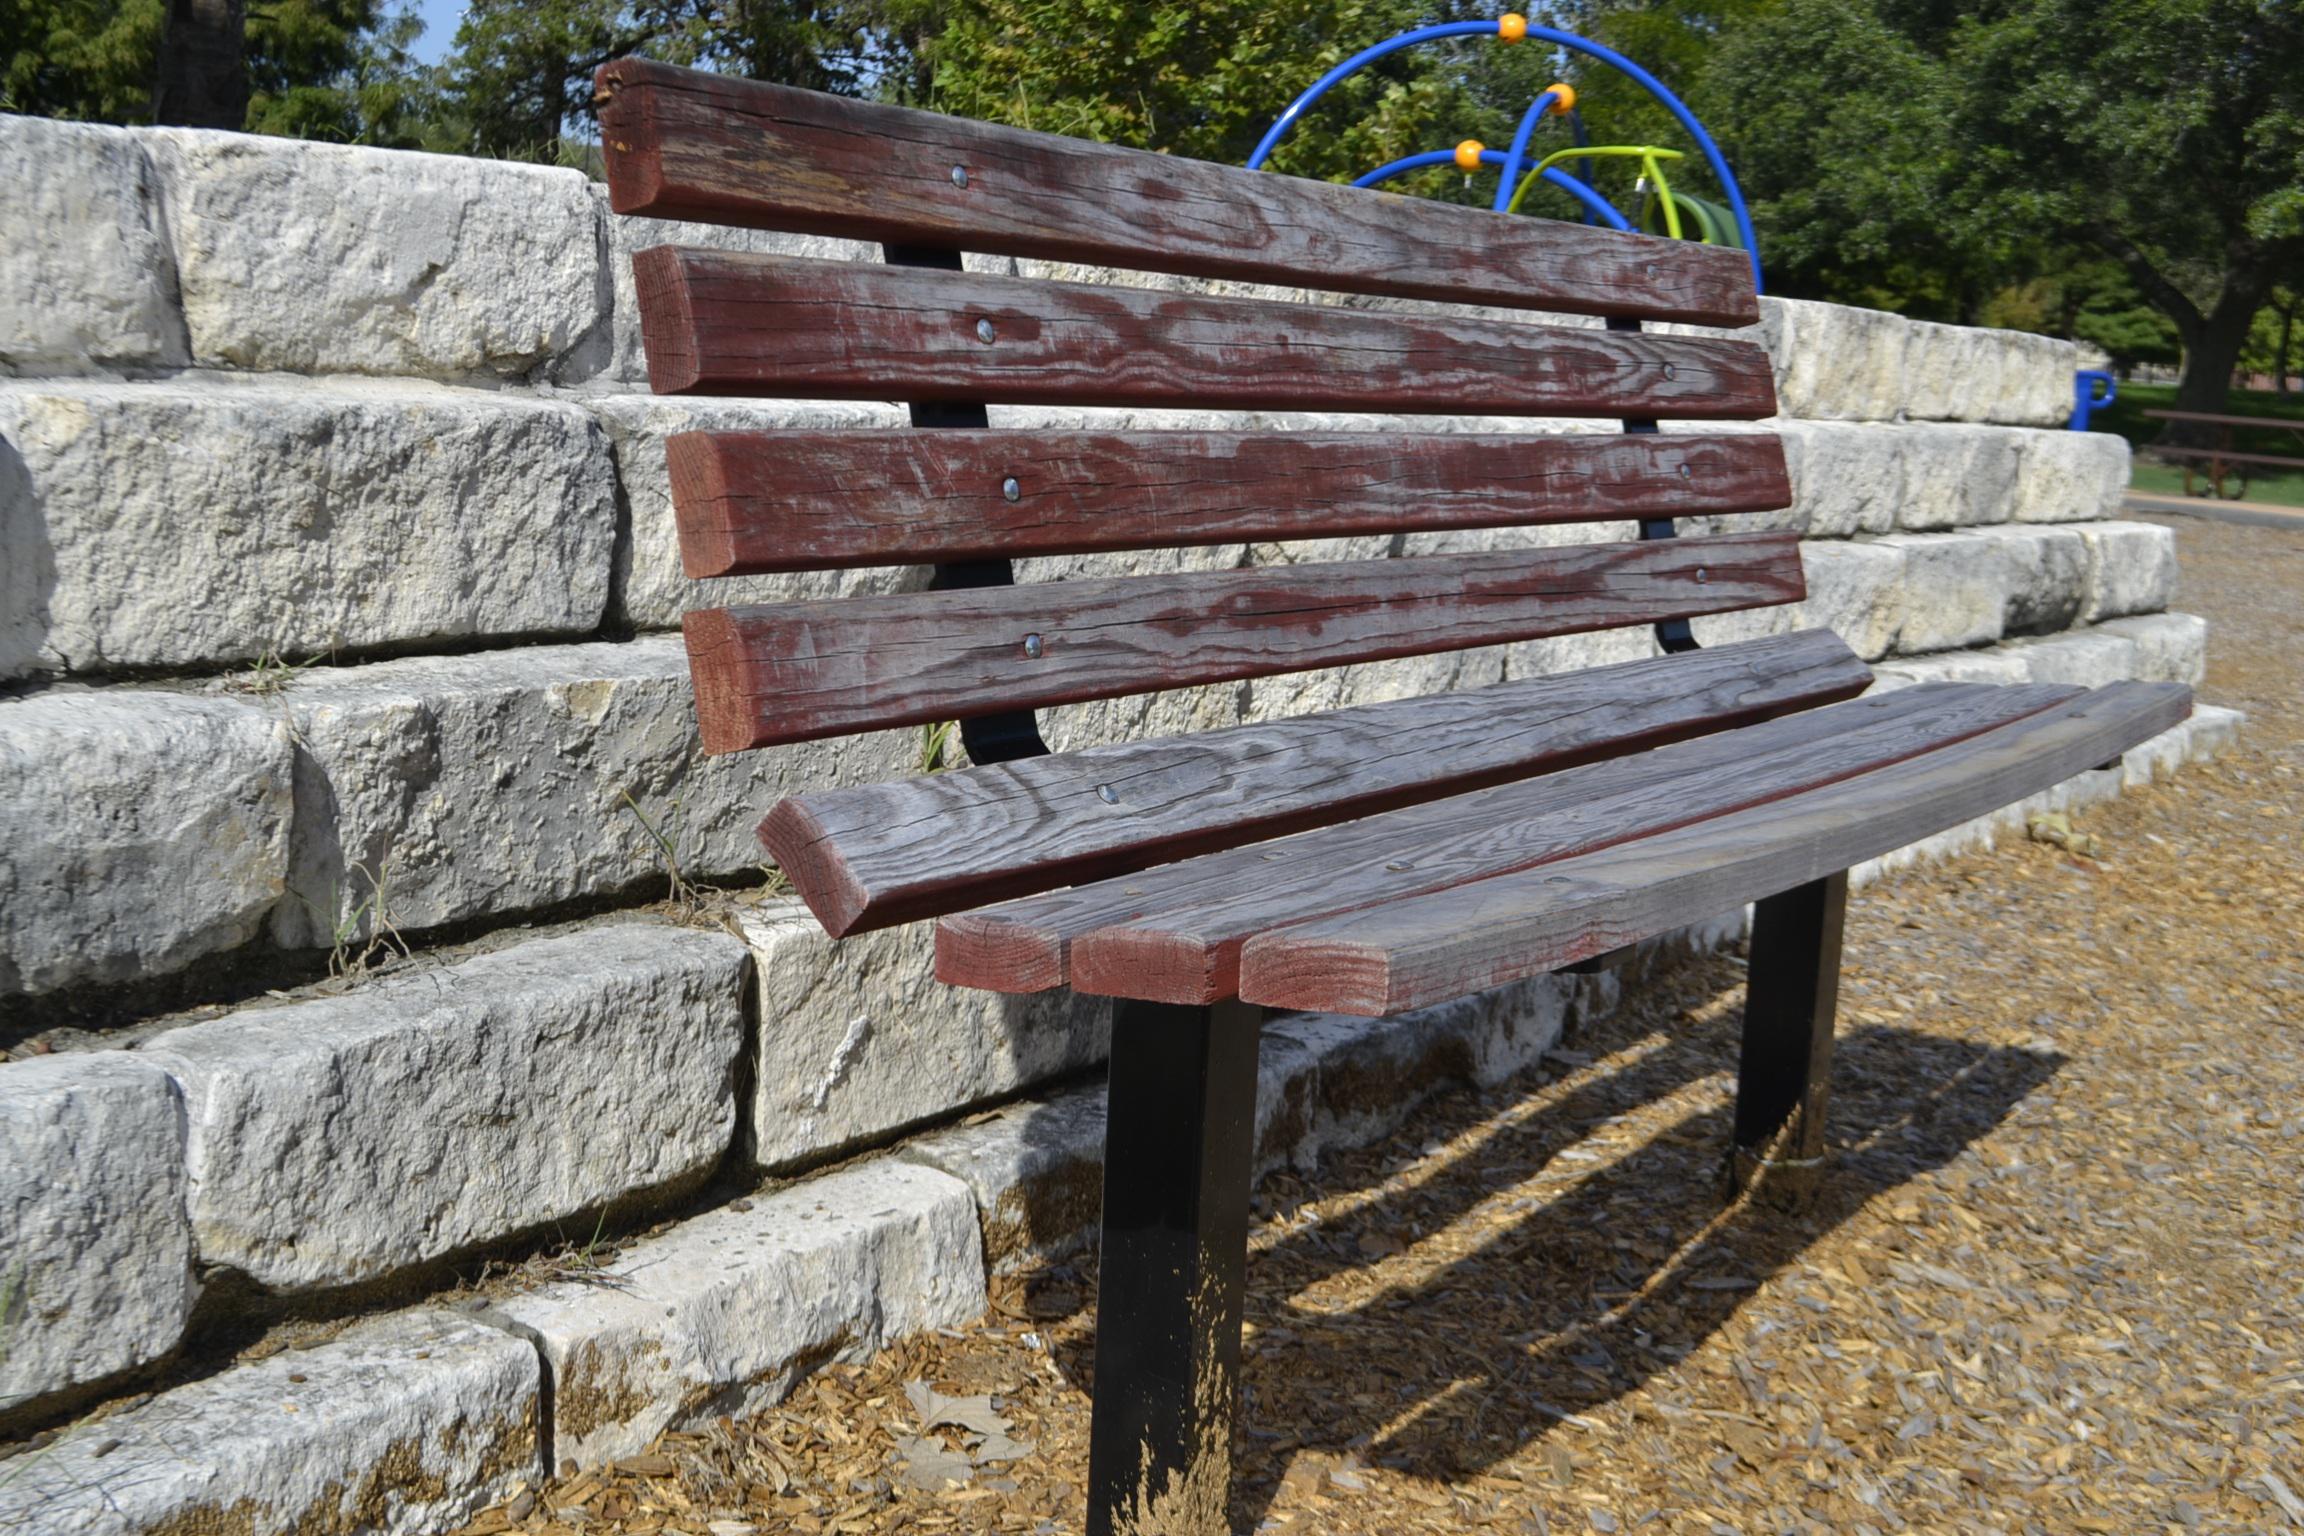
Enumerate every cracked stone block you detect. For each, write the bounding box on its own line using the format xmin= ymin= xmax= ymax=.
xmin=2095 ymin=612 xmax=2207 ymax=686
xmin=488 ymin=1159 xmax=983 ymax=1468
xmin=0 ymin=1053 xmax=197 ymax=1413
xmin=0 ymin=690 xmax=291 ymax=997
xmin=1988 ymin=525 xmax=2091 ymax=638
xmin=1876 ymin=531 xmax=2014 ymax=656
xmin=0 ymin=1310 xmax=539 ymax=1536
xmin=0 ymin=380 xmax=615 ymax=675
xmin=269 ymin=638 xmax=913 ymax=948
xmin=2000 ymin=627 xmax=2143 ymax=689
xmin=1888 ymin=424 xmax=2024 ymax=532
xmin=141 ymin=920 xmax=748 ymax=1289
xmin=0 ymin=116 xmax=186 ymax=376
xmin=1689 ymin=538 xmax=1904 ymax=661
xmin=1867 ymin=649 xmax=2033 ymax=693
xmin=737 ymin=900 xmax=1110 ymax=1172
xmin=2012 ymin=428 xmax=2129 ymax=523
xmin=142 ymin=127 xmax=602 ymax=378
xmin=2078 ymin=520 xmax=2178 ymax=622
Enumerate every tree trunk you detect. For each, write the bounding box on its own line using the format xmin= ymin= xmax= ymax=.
xmin=2279 ymin=300 xmax=2296 ymax=396
xmin=153 ymin=0 xmax=248 ymax=129
xmin=2162 ymin=297 xmax=2263 ymax=447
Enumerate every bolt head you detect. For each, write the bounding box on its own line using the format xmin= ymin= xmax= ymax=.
xmin=1022 ymin=632 xmax=1043 ymax=658
xmin=1096 ymin=784 xmax=1119 ymax=804
xmin=975 ymin=317 xmax=997 ymax=344
xmin=1662 ymin=363 xmax=1679 ymax=380
xmin=950 ymin=165 xmax=969 ymax=188
xmin=1002 ymin=476 xmax=1021 ymax=502
xmin=1695 ymin=567 xmax=1709 ymax=584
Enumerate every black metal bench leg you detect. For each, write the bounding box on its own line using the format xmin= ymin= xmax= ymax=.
xmin=1087 ymin=996 xmax=1262 ymax=1536
xmin=1726 ymin=871 xmax=1848 ymax=1208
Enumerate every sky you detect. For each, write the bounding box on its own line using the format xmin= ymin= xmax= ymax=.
xmin=407 ymin=0 xmax=468 ymax=66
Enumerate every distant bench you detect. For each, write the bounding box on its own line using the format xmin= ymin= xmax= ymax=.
xmin=2145 ymin=407 xmax=2304 ymax=500
xmin=597 ymin=58 xmax=2191 ymax=1536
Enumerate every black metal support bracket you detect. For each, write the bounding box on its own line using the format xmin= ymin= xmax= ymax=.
xmin=1609 ymin=315 xmax=1699 ymax=655
xmin=884 ymin=242 xmax=1052 ymax=765
xmin=1727 ymin=870 xmax=1848 ymax=1207
xmin=1086 ymin=996 xmax=1263 ymax=1536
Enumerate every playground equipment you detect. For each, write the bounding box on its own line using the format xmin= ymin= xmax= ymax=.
xmin=1249 ymin=13 xmax=1763 ymax=288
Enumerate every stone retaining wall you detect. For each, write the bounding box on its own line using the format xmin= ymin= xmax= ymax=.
xmin=0 ymin=110 xmax=2236 ymax=1529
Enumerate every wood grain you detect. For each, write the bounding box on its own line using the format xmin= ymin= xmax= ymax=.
xmin=685 ymin=531 xmax=1805 ymax=753
xmin=669 ymin=430 xmax=1792 ymax=575
xmin=631 ymin=249 xmax=1779 ymax=419
xmin=594 ymin=58 xmax=1760 ymax=328
xmin=943 ymin=683 xmax=2078 ymax=999
xmin=1237 ymin=682 xmax=2192 ymax=1015
xmin=763 ymin=631 xmax=1871 ymax=940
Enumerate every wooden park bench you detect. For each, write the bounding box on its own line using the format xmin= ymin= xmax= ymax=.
xmin=2143 ymin=406 xmax=2304 ymax=500
xmin=596 ymin=59 xmax=2190 ymax=1535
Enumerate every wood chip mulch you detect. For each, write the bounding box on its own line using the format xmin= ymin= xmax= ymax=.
xmin=458 ymin=513 xmax=2303 ymax=1535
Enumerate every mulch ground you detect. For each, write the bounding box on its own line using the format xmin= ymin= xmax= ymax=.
xmin=459 ymin=512 xmax=2304 ymax=1536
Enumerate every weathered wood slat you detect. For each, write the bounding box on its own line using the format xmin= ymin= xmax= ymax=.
xmin=1236 ymin=682 xmax=2192 ymax=1015
xmin=766 ymin=631 xmax=1870 ymax=939
xmin=940 ymin=682 xmax=2078 ymax=998
xmin=686 ymin=532 xmax=1804 ymax=754
xmin=670 ymin=430 xmax=1791 ymax=575
xmin=632 ymin=250 xmax=1779 ymax=419
xmin=595 ymin=58 xmax=1760 ymax=328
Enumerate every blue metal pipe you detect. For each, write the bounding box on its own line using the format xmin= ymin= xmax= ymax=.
xmin=1351 ymin=149 xmax=1631 ymax=230
xmin=1491 ymin=89 xmax=1560 ymax=213
xmin=1246 ymin=21 xmax=1498 ymax=173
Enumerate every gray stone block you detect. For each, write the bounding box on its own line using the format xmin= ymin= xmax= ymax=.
xmin=737 ymin=900 xmax=1110 ymax=1172
xmin=0 ymin=116 xmax=186 ymax=376
xmin=488 ymin=1158 xmax=983 ymax=1466
xmin=142 ymin=128 xmax=602 ymax=379
xmin=2078 ymin=520 xmax=2178 ymax=622
xmin=0 ymin=690 xmax=291 ymax=996
xmin=141 ymin=920 xmax=748 ymax=1289
xmin=0 ymin=1310 xmax=538 ymax=1536
xmin=1876 ymin=531 xmax=2013 ymax=655
xmin=270 ymin=638 xmax=913 ymax=948
xmin=2000 ymin=626 xmax=2143 ymax=689
xmin=2095 ymin=611 xmax=2208 ymax=686
xmin=0 ymin=380 xmax=616 ymax=675
xmin=1689 ymin=538 xmax=1905 ymax=661
xmin=0 ymin=1053 xmax=197 ymax=1413
xmin=2012 ymin=428 xmax=2129 ymax=522
xmin=1990 ymin=525 xmax=2091 ymax=638
xmin=895 ymin=1081 xmax=1109 ymax=1273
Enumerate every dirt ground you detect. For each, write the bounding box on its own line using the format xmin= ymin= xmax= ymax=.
xmin=459 ymin=511 xmax=2304 ymax=1536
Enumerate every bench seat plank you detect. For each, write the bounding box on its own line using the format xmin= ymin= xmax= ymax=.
xmin=939 ymin=682 xmax=2078 ymax=998
xmin=633 ymin=250 xmax=1779 ymax=419
xmin=765 ymin=630 xmax=1871 ymax=938
xmin=670 ymin=430 xmax=1792 ymax=574
xmin=595 ymin=58 xmax=1760 ymax=328
xmin=687 ymin=532 xmax=1803 ymax=752
xmin=1237 ymin=681 xmax=2192 ymax=1015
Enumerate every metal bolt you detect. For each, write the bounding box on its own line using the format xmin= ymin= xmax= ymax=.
xmin=1021 ymin=632 xmax=1043 ymax=658
xmin=975 ymin=317 xmax=997 ymax=344
xmin=1662 ymin=363 xmax=1679 ymax=380
xmin=950 ymin=165 xmax=969 ymax=188
xmin=1097 ymin=784 xmax=1119 ymax=804
xmin=1001 ymin=476 xmax=1021 ymax=502
xmin=1678 ymin=463 xmax=1693 ymax=479
xmin=1696 ymin=567 xmax=1709 ymax=584
xmin=1384 ymin=861 xmax=1410 ymax=872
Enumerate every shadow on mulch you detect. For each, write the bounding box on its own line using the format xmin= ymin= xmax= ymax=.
xmin=1025 ymin=989 xmax=2061 ymax=1534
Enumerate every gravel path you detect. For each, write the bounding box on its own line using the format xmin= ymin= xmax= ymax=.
xmin=462 ymin=512 xmax=2303 ymax=1535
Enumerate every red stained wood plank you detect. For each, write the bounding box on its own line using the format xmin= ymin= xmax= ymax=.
xmin=1237 ymin=682 xmax=2193 ymax=1016
xmin=765 ymin=631 xmax=1870 ymax=940
xmin=670 ymin=430 xmax=1792 ymax=575
xmin=632 ymin=249 xmax=1779 ymax=420
xmin=685 ymin=531 xmax=1805 ymax=754
xmin=595 ymin=58 xmax=1760 ymax=328
xmin=940 ymin=682 xmax=2077 ymax=999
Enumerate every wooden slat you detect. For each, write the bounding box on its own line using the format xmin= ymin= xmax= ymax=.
xmin=632 ymin=250 xmax=1779 ymax=419
xmin=671 ymin=430 xmax=1792 ymax=575
xmin=1237 ymin=682 xmax=2192 ymax=1015
xmin=686 ymin=531 xmax=1804 ymax=753
xmin=595 ymin=58 xmax=1760 ymax=328
xmin=939 ymin=682 xmax=2077 ymax=999
xmin=767 ymin=631 xmax=1871 ymax=939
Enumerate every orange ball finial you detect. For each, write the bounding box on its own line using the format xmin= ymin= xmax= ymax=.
xmin=1545 ymin=81 xmax=1576 ymax=114
xmin=1454 ymin=139 xmax=1486 ymax=171
xmin=1498 ymin=12 xmax=1528 ymax=41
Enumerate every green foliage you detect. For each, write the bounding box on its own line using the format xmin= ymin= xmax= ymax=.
xmin=1 ymin=0 xmax=164 ymax=120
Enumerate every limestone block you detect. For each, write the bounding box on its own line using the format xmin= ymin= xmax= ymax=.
xmin=2095 ymin=611 xmax=2207 ymax=686
xmin=142 ymin=921 xmax=747 ymax=1290
xmin=0 ymin=690 xmax=290 ymax=996
xmin=737 ymin=900 xmax=1109 ymax=1171
xmin=142 ymin=128 xmax=602 ymax=378
xmin=1689 ymin=538 xmax=1904 ymax=661
xmin=895 ymin=1082 xmax=1109 ymax=1273
xmin=1866 ymin=649 xmax=2032 ymax=693
xmin=599 ymin=198 xmax=875 ymax=384
xmin=1756 ymin=299 xmax=1909 ymax=421
xmin=489 ymin=1159 xmax=982 ymax=1467
xmin=0 ymin=1053 xmax=197 ymax=1412
xmin=0 ymin=1310 xmax=538 ymax=1536
xmin=585 ymin=394 xmax=909 ymax=630
xmin=1775 ymin=420 xmax=1901 ymax=537
xmin=2121 ymin=704 xmax=2240 ymax=788
xmin=1888 ymin=424 xmax=2024 ymax=531
xmin=0 ymin=380 xmax=615 ymax=674
xmin=270 ymin=638 xmax=914 ymax=947
xmin=2012 ymin=428 xmax=2129 ymax=523
xmin=1876 ymin=531 xmax=2015 ymax=655
xmin=0 ymin=116 xmax=186 ymax=375
xmin=2000 ymin=627 xmax=2143 ymax=689
xmin=1988 ymin=525 xmax=2091 ymax=638
xmin=2077 ymin=520 xmax=2178 ymax=622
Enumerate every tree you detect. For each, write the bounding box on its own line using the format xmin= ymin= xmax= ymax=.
xmin=154 ymin=0 xmax=248 ymax=126
xmin=2 ymin=0 xmax=166 ymax=120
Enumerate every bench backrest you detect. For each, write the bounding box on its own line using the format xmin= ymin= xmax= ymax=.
xmin=597 ymin=59 xmax=1809 ymax=920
